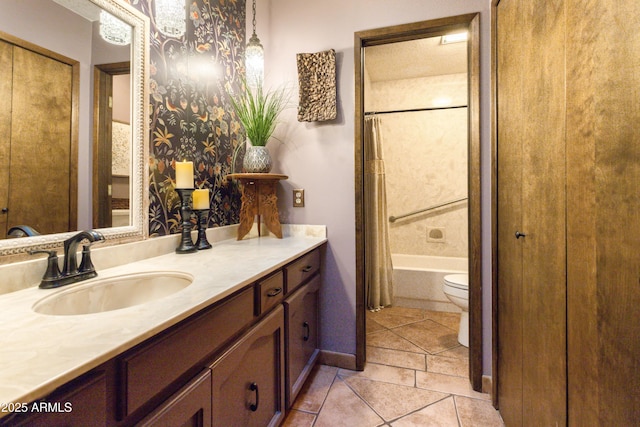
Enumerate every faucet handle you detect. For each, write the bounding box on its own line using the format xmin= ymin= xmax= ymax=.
xmin=78 ymin=244 xmax=96 ymax=273
xmin=29 ymin=250 xmax=62 ymax=285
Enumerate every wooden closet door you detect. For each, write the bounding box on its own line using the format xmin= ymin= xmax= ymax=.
xmin=0 ymin=40 xmax=12 ymax=236
xmin=566 ymin=0 xmax=640 ymax=424
xmin=9 ymin=46 xmax=73 ymax=235
xmin=497 ymin=0 xmax=567 ymax=425
xmin=496 ymin=0 xmax=524 ymax=423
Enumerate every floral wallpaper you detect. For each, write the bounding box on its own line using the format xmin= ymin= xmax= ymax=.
xmin=130 ymin=0 xmax=246 ymax=236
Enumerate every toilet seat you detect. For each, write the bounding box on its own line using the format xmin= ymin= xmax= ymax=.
xmin=444 ymin=274 xmax=468 ymax=290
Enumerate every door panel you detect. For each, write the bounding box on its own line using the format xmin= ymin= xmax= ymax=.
xmin=496 ymin=0 xmax=524 ymax=424
xmin=0 ymin=40 xmax=12 ymax=236
xmin=520 ymin=0 xmax=567 ymax=424
xmin=566 ymin=1 xmax=640 ymax=425
xmin=9 ymin=46 xmax=73 ymax=235
xmin=497 ymin=0 xmax=567 ymax=425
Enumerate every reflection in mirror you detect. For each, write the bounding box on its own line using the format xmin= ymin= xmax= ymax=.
xmin=93 ymin=63 xmax=131 ymax=229
xmin=0 ymin=0 xmax=148 ymax=257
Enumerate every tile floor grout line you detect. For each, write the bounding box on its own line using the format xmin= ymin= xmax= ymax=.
xmin=365 ymin=345 xmax=429 ymax=371
xmin=384 ymin=393 xmax=456 ymax=425
xmin=308 ymin=368 xmax=340 ymax=426
xmin=367 ymin=329 xmax=433 ymax=357
xmin=340 ymin=374 xmax=392 ymax=425
xmin=452 ymin=395 xmax=463 ymax=427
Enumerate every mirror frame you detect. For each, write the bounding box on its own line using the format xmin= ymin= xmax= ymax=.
xmin=0 ymin=0 xmax=149 ymax=257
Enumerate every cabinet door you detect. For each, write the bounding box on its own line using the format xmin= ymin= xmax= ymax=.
xmin=284 ymin=275 xmax=320 ymax=408
xmin=210 ymin=306 xmax=285 ymax=427
xmin=137 ymin=369 xmax=211 ymax=427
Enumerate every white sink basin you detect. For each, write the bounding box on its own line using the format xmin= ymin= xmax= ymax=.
xmin=32 ymin=271 xmax=194 ymax=315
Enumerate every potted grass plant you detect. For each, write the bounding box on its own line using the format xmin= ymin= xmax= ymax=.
xmin=228 ymin=78 xmax=291 ymax=173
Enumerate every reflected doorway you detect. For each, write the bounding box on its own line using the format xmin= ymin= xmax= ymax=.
xmin=93 ymin=62 xmax=130 ymax=228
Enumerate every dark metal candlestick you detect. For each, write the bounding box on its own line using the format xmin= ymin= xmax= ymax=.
xmin=176 ymin=188 xmax=197 ymax=253
xmin=195 ymin=209 xmax=212 ymax=250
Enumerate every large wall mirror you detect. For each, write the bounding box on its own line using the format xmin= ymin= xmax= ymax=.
xmin=0 ymin=0 xmax=149 ymax=257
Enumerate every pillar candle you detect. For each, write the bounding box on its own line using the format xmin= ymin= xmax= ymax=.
xmin=193 ymin=188 xmax=210 ymax=210
xmin=175 ymin=160 xmax=194 ymax=188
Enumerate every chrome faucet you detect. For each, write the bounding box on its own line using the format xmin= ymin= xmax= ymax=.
xmin=30 ymin=230 xmax=105 ymax=289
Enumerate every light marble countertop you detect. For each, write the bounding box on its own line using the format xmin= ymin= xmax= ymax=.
xmin=0 ymin=226 xmax=326 ymax=412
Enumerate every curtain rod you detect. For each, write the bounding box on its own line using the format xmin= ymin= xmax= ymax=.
xmin=365 ymin=105 xmax=467 ymax=115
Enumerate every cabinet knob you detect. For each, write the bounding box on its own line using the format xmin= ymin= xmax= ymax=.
xmin=302 ymin=265 xmax=313 ymax=273
xmin=249 ymin=382 xmax=259 ymax=412
xmin=515 ymin=231 xmax=526 ymax=239
xmin=1 ymin=207 xmax=7 ymax=214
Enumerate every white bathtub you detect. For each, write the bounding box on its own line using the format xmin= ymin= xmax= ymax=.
xmin=392 ymin=254 xmax=468 ymax=312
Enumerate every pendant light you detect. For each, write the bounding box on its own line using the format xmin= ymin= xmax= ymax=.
xmin=155 ymin=0 xmax=186 ymax=38
xmin=99 ymin=10 xmax=131 ymax=46
xmin=245 ymin=0 xmax=264 ymax=85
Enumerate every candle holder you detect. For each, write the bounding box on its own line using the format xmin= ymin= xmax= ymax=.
xmin=176 ymin=188 xmax=197 ymax=253
xmin=195 ymin=209 xmax=212 ymax=250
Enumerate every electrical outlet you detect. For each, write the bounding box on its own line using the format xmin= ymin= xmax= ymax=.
xmin=293 ymin=189 xmax=305 ymax=207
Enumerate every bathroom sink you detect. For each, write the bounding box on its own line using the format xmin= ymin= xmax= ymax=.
xmin=32 ymin=271 xmax=194 ymax=315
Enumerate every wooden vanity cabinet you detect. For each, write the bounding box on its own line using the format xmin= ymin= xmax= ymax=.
xmin=120 ymin=286 xmax=254 ymax=419
xmin=210 ymin=306 xmax=285 ymax=427
xmin=284 ymin=275 xmax=320 ymax=408
xmin=0 ymin=245 xmax=324 ymax=427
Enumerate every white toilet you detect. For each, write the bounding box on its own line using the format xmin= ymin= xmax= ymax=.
xmin=442 ymin=274 xmax=469 ymax=347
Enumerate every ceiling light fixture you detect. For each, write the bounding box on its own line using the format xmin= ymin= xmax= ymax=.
xmin=245 ymin=0 xmax=264 ymax=86
xmin=155 ymin=0 xmax=186 ymax=38
xmin=99 ymin=10 xmax=131 ymax=46
xmin=441 ymin=32 xmax=468 ymax=45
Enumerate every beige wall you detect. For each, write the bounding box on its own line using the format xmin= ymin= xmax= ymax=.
xmin=367 ymin=73 xmax=468 ymax=257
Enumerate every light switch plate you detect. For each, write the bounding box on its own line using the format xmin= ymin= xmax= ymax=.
xmin=293 ymin=189 xmax=305 ymax=207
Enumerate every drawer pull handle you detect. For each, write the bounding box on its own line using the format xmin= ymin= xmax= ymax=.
xmin=249 ymin=382 xmax=259 ymax=411
xmin=302 ymin=265 xmax=313 ymax=273
xmin=266 ymin=287 xmax=282 ymax=297
xmin=303 ymin=321 xmax=310 ymax=341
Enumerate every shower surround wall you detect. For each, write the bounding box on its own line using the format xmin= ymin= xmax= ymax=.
xmin=365 ymin=73 xmax=468 ymax=258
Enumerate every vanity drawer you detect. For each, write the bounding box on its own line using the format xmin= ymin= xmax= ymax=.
xmin=286 ymin=248 xmax=320 ymax=293
xmin=120 ymin=286 xmax=254 ymax=418
xmin=255 ymin=270 xmax=284 ymax=315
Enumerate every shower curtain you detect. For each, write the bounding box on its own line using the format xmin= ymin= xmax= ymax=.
xmin=364 ymin=116 xmax=394 ymax=310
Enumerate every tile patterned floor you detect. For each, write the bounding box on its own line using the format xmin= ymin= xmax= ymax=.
xmin=283 ymin=306 xmax=504 ymax=427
